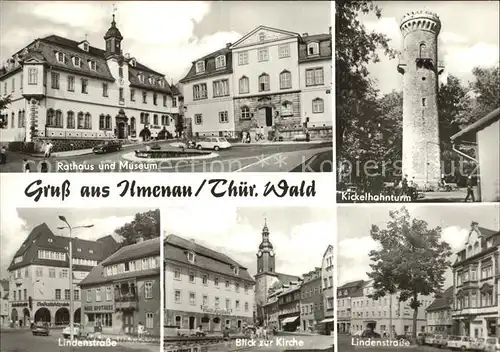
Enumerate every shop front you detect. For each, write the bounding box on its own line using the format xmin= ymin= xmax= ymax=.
xmin=83 ymin=303 xmax=116 ymax=334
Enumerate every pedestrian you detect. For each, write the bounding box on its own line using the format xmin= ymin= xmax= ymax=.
xmin=137 ymin=321 xmax=144 ymax=339
xmin=40 ymin=161 xmax=49 ymax=173
xmin=0 ymin=145 xmax=6 ymax=164
xmin=263 ymin=325 xmax=268 ymax=340
xmin=401 ymin=174 xmax=408 ymax=196
xmin=44 ymin=142 xmax=52 ymax=158
xmin=223 ymin=326 xmax=230 ymax=347
xmin=23 ymin=159 xmax=31 ymax=173
xmin=464 ymin=175 xmax=475 ymax=202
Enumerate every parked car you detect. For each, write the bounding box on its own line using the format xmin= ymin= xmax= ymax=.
xmin=32 ymin=322 xmax=50 ymax=336
xmin=62 ymin=323 xmax=81 ymax=339
xmin=432 ymin=334 xmax=449 ymax=348
xmin=471 ymin=337 xmax=486 ymax=351
xmin=92 ymin=140 xmax=122 ymax=154
xmin=361 ymin=330 xmax=381 ymax=338
xmin=196 ymin=137 xmax=231 ymax=151
xmin=352 ymin=330 xmax=363 ymax=337
xmin=447 ymin=335 xmax=472 ymax=350
xmin=424 ymin=333 xmax=435 ymax=345
xmin=416 ymin=332 xmax=428 ymax=345
xmin=485 ymin=337 xmax=500 ymax=352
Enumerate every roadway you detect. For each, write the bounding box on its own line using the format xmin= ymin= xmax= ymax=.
xmin=0 ymin=143 xmax=332 ymax=173
xmin=338 ymin=333 xmax=439 ymax=351
xmin=0 ymin=328 xmax=157 ymax=352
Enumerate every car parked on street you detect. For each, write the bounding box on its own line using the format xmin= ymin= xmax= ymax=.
xmin=32 ymin=322 xmax=50 ymax=336
xmin=447 ymin=335 xmax=472 ymax=350
xmin=196 ymin=137 xmax=231 ymax=151
xmin=62 ymin=323 xmax=81 ymax=339
xmin=485 ymin=337 xmax=500 ymax=352
xmin=361 ymin=330 xmax=381 ymax=338
xmin=432 ymin=334 xmax=449 ymax=348
xmin=92 ymin=140 xmax=122 ymax=154
xmin=471 ymin=337 xmax=486 ymax=351
xmin=352 ymin=330 xmax=363 ymax=337
xmin=424 ymin=333 xmax=435 ymax=345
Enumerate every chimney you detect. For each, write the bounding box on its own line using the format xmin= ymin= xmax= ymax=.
xmin=471 ymin=222 xmax=479 ymax=231
xmin=226 ymin=43 xmax=231 ymax=48
xmin=302 ymin=33 xmax=308 ymax=37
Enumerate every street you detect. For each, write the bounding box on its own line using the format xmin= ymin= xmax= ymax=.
xmin=0 ymin=143 xmax=332 ymax=173
xmin=0 ymin=328 xmax=158 ymax=352
xmin=338 ymin=333 xmax=438 ymax=351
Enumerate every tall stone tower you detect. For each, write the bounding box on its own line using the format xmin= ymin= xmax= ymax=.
xmin=254 ymin=220 xmax=278 ymax=308
xmin=397 ymin=11 xmax=444 ymax=188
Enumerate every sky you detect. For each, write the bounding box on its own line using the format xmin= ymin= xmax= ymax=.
xmin=163 ymin=205 xmax=334 ymax=278
xmin=337 ymin=204 xmax=500 ymax=289
xmin=359 ymin=1 xmax=500 ymax=94
xmin=0 ymin=1 xmax=331 ymax=83
xmin=0 ymin=206 xmax=157 ymax=278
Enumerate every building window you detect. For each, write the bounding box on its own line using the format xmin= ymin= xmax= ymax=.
xmin=189 ymin=272 xmax=195 ymax=283
xmin=240 ymin=106 xmax=251 ymax=120
xmin=215 ymin=297 xmax=220 ymax=307
xmin=99 ymin=114 xmax=105 ymax=130
xmin=163 ymin=95 xmax=167 ymax=107
xmin=305 ymin=68 xmax=324 ymax=86
xmin=225 ymin=280 xmax=230 ymax=289
xmin=27 ymin=67 xmax=38 ymax=85
xmin=214 ymin=278 xmax=219 ymax=287
xmin=67 ymin=76 xmax=75 ymax=91
xmin=130 ymin=89 xmax=135 ymax=101
xmin=219 ymin=111 xmax=228 ymax=123
xmin=153 ymin=93 xmax=157 ymax=105
xmin=189 ymin=292 xmax=196 ymax=305
xmin=238 ymin=51 xmax=249 ymax=65
xmin=187 ymin=251 xmax=195 ymax=263
xmin=145 ymin=281 xmax=153 ymax=299
xmin=49 ymin=268 xmax=55 ymax=278
xmin=307 ymin=42 xmax=319 ymax=55
xmin=239 ymin=76 xmax=249 ymax=94
xmin=213 ymin=79 xmax=229 ymax=97
xmin=119 ymin=88 xmax=124 ymax=102
xmin=245 ymin=302 xmax=249 ymax=312
xmin=235 ymin=300 xmax=240 ymax=311
xmin=73 ymin=57 xmax=81 ymax=67
xmin=88 ymin=60 xmax=96 ymax=70
xmin=95 ymin=288 xmax=102 ymax=302
xmin=258 ymin=48 xmax=269 ymax=62
xmin=118 ymin=67 xmax=123 ymax=78
xmin=74 ymin=289 xmax=80 ymax=301
xmin=174 ymin=290 xmax=181 ymax=303
xmin=195 ymin=61 xmax=205 ymax=73
xmin=422 ymin=98 xmax=426 ymax=107
xmin=55 ymin=110 xmax=63 ymax=127
xmin=65 ymin=289 xmax=71 ymax=300
xmin=145 ymin=312 xmax=154 ymax=329
xmin=194 ymin=114 xmax=202 ymax=125
xmin=215 ymin=55 xmax=226 ymax=69
xmin=51 ymin=72 xmax=59 ymax=89
xmin=67 ymin=111 xmax=75 ymax=129
xmin=193 ymin=83 xmax=207 ymax=100
xmin=138 ymin=73 xmax=144 ymax=83
xmin=142 ymin=91 xmax=147 ymax=103
xmin=202 ymin=275 xmax=208 ymax=285
xmin=46 ymin=109 xmax=55 ymax=126
xmin=312 ymin=98 xmax=324 ymax=113
xmin=172 ymin=97 xmax=177 ymax=107
xmin=259 ymin=73 xmax=270 ymax=91
xmin=174 ymin=268 xmax=181 ymax=280
xmin=86 ymin=290 xmax=91 ymax=302
xmin=54 ymin=289 xmax=61 ymax=300
xmin=56 ymin=52 xmax=65 ymax=62
xmin=84 ymin=113 xmax=91 ymax=129
xmin=280 ymin=70 xmax=292 ymax=89
xmin=419 ymin=43 xmax=428 ymax=58
xmin=102 ymin=83 xmax=108 ymax=97
xmin=81 ymin=79 xmax=88 ymax=93
xmin=279 ymin=44 xmax=290 ymax=58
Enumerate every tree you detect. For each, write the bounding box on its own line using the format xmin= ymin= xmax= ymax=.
xmin=336 ymin=0 xmax=397 ymax=155
xmin=0 ymin=95 xmax=11 ymax=129
xmin=438 ymin=75 xmax=471 ymax=141
xmin=367 ymin=207 xmax=452 ymax=343
xmin=114 ymin=209 xmax=160 ymax=245
xmin=469 ymin=66 xmax=500 ymax=110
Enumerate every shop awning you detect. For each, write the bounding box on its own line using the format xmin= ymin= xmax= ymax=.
xmin=320 ymin=318 xmax=334 ymax=323
xmin=282 ymin=316 xmax=299 ymax=324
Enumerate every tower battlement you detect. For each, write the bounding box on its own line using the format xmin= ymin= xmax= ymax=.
xmin=400 ymin=10 xmax=441 ymax=36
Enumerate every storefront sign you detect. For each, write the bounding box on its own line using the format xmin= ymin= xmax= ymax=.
xmin=12 ymin=302 xmax=28 ymax=307
xmin=200 ymin=306 xmax=232 ymax=315
xmin=37 ymin=301 xmax=69 ymax=307
xmin=84 ymin=305 xmax=114 ymax=312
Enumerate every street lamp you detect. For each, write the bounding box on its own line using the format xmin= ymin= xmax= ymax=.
xmin=57 ymin=215 xmax=94 ymax=342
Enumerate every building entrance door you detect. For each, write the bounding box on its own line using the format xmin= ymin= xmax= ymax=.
xmin=123 ymin=312 xmax=134 ymax=334
xmin=118 ymin=122 xmax=126 ymax=139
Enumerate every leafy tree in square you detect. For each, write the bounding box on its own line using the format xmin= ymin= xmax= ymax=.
xmin=367 ymin=207 xmax=452 ymax=343
xmin=0 ymin=95 xmax=11 ymax=128
xmin=114 ymin=209 xmax=160 ymax=245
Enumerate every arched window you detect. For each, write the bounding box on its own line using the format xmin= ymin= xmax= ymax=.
xmin=239 ymin=76 xmax=249 ymax=94
xmin=84 ymin=113 xmax=91 ymax=129
xmin=241 ymin=106 xmax=250 ymax=120
xmin=312 ymin=98 xmax=324 ymax=113
xmin=67 ymin=111 xmax=75 ymax=129
xmin=105 ymin=115 xmax=112 ymax=130
xmin=130 ymin=117 xmax=136 ymax=130
xmin=18 ymin=111 xmax=22 ymax=128
xmin=419 ymin=43 xmax=428 ymax=58
xmin=21 ymin=110 xmax=26 ymax=128
xmin=55 ymin=110 xmax=63 ymax=127
xmin=258 ymin=73 xmax=269 ymax=92
xmin=279 ymin=70 xmax=292 ymax=89
xmin=99 ymin=114 xmax=105 ymax=130
xmin=46 ymin=109 xmax=55 ymax=126
xmin=77 ymin=112 xmax=84 ymax=129
xmin=473 ymin=242 xmax=479 ymax=255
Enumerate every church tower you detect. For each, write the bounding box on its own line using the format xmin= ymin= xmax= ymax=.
xmin=254 ymin=220 xmax=278 ymax=312
xmin=104 ymin=14 xmax=123 ymax=58
xmin=397 ymin=11 xmax=444 ymax=188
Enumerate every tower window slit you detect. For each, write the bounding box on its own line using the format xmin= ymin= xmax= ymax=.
xmin=422 ymin=98 xmax=426 ymax=107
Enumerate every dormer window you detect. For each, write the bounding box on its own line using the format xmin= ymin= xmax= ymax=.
xmin=88 ymin=60 xmax=96 ymax=70
xmin=159 ymin=80 xmax=165 ymax=88
xmin=233 ymin=266 xmax=239 ymax=276
xmin=130 ymin=59 xmax=136 ymax=67
xmin=83 ymin=43 xmax=89 ymax=51
xmin=259 ymin=32 xmax=265 ymax=42
xmin=187 ymin=251 xmax=195 ymax=263
xmin=307 ymin=42 xmax=319 ymax=56
xmin=73 ymin=57 xmax=81 ymax=67
xmin=138 ymin=73 xmax=144 ymax=83
xmin=215 ymin=55 xmax=226 ymax=69
xmin=149 ymin=77 xmax=155 ymax=85
xmin=195 ymin=61 xmax=205 ymax=74
xmin=56 ymin=52 xmax=65 ymax=63
xmin=77 ymin=248 xmax=81 ymax=252
xmin=48 ymin=238 xmax=53 ymax=243
xmin=89 ymin=249 xmax=93 ymax=254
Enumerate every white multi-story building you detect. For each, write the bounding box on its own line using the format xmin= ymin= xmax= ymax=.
xmin=7 ymin=223 xmax=118 ymax=327
xmin=164 ymin=234 xmax=255 ymax=333
xmin=452 ymin=222 xmax=499 ymax=339
xmin=180 ymin=25 xmax=332 ymax=141
xmin=0 ymin=15 xmax=181 ymax=151
xmin=350 ymin=280 xmax=432 ymax=335
xmin=321 ymin=245 xmax=334 ymax=334
xmin=337 ymin=280 xmax=365 ymax=333
xmin=0 ymin=279 xmax=9 ymax=326
xmin=426 ymin=287 xmax=453 ymax=334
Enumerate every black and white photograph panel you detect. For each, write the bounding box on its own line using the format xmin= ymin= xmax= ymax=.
xmin=336 ymin=0 xmax=500 ymax=203
xmin=337 ymin=204 xmax=500 ymax=352
xmin=163 ymin=206 xmax=334 ymax=352
xmin=0 ymin=206 xmax=161 ymax=352
xmin=0 ymin=1 xmax=333 ymax=174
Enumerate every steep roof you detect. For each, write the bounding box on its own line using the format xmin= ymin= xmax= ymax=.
xmin=298 ymin=33 xmax=332 ymax=63
xmin=426 ymin=287 xmax=454 ymax=312
xmin=179 ymin=47 xmax=233 ymax=84
xmin=451 ymin=108 xmax=500 ymax=142
xmin=79 ymin=262 xmax=159 ymax=287
xmin=338 ymin=280 xmax=365 ymax=289
xmin=165 ymin=234 xmax=254 ymax=283
xmin=276 ymin=272 xmax=302 ymax=284
xmin=101 ymin=237 xmax=161 ymax=266
xmin=0 ymin=279 xmax=9 ymax=297
xmin=8 ymin=223 xmax=119 ymax=271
